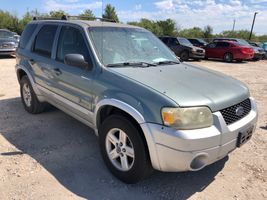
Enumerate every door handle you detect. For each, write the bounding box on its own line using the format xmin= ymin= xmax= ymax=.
xmin=53 ymin=68 xmax=62 ymax=76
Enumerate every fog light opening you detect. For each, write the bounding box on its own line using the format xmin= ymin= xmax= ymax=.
xmin=190 ymin=154 xmax=208 ymax=171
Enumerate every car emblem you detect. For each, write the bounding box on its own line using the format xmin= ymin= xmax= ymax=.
xmin=235 ymin=106 xmax=244 ymax=116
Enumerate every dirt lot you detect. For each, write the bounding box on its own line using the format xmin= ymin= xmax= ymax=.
xmin=0 ymin=57 xmax=266 ymax=200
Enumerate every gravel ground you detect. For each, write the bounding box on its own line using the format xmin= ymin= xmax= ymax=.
xmin=0 ymin=57 xmax=266 ymax=200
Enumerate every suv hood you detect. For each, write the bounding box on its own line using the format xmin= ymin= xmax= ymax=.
xmin=111 ymin=63 xmax=249 ymax=111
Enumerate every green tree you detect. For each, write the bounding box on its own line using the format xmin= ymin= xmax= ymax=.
xmin=178 ymin=27 xmax=204 ymax=38
xmin=79 ymin=9 xmax=95 ymax=18
xmin=128 ymin=18 xmax=163 ymax=36
xmin=217 ymin=30 xmax=254 ymax=40
xmin=0 ymin=10 xmax=20 ymax=33
xmin=102 ymin=4 xmax=119 ymax=22
xmin=49 ymin=10 xmax=68 ymax=18
xmin=156 ymin=19 xmax=178 ymax=36
xmin=203 ymin=25 xmax=213 ymax=38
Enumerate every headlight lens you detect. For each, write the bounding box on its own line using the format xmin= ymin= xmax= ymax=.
xmin=191 ymin=47 xmax=197 ymax=52
xmin=161 ymin=107 xmax=213 ymax=130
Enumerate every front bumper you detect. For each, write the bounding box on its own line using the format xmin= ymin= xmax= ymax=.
xmin=0 ymin=48 xmax=16 ymax=55
xmin=141 ymin=97 xmax=257 ymax=172
xmin=189 ymin=51 xmax=205 ymax=59
xmin=253 ymin=52 xmax=265 ymax=60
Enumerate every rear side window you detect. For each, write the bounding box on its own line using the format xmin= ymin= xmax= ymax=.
xmin=56 ymin=26 xmax=90 ymax=63
xmin=19 ymin=24 xmax=38 ymax=49
xmin=33 ymin=25 xmax=58 ymax=57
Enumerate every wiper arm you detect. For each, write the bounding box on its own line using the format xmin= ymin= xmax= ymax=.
xmin=155 ymin=60 xmax=180 ymax=65
xmin=106 ymin=62 xmax=157 ymax=68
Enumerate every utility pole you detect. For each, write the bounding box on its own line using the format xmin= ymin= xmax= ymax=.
xmin=232 ymin=19 xmax=236 ymax=32
xmin=249 ymin=12 xmax=258 ymax=41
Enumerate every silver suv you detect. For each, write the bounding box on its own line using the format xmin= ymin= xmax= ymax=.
xmin=15 ymin=17 xmax=258 ymax=183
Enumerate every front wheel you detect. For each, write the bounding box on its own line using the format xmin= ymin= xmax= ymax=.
xmin=180 ymin=51 xmax=189 ymax=61
xmin=99 ymin=115 xmax=152 ymax=183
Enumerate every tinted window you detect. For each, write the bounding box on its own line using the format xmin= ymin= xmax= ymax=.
xmin=169 ymin=38 xmax=179 ymax=45
xmin=33 ymin=25 xmax=57 ymax=57
xmin=160 ymin=37 xmax=169 ymax=44
xmin=216 ymin=42 xmax=230 ymax=47
xmin=19 ymin=24 xmax=38 ymax=49
xmin=57 ymin=26 xmax=90 ymax=63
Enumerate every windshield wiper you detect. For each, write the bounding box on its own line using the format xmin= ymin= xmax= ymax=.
xmin=107 ymin=61 xmax=157 ymax=68
xmin=155 ymin=60 xmax=180 ymax=65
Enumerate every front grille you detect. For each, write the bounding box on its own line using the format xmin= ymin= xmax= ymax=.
xmin=220 ymin=98 xmax=251 ymax=125
xmin=197 ymin=49 xmax=203 ymax=53
xmin=0 ymin=43 xmax=14 ymax=49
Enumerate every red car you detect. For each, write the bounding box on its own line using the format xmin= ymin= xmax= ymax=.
xmin=204 ymin=41 xmax=254 ymax=62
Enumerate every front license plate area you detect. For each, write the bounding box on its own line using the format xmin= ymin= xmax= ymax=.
xmin=237 ymin=126 xmax=254 ymax=147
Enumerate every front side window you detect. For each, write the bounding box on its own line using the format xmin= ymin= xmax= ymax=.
xmin=33 ymin=25 xmax=57 ymax=57
xmin=89 ymin=27 xmax=177 ymax=66
xmin=57 ymin=26 xmax=90 ymax=63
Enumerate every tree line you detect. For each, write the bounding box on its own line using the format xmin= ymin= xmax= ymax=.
xmin=0 ymin=4 xmax=266 ymax=42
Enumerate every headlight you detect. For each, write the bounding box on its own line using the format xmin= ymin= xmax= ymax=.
xmin=191 ymin=47 xmax=197 ymax=52
xmin=161 ymin=107 xmax=213 ymax=130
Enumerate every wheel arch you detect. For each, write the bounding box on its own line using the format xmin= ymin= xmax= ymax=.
xmin=15 ymin=64 xmax=43 ymax=98
xmin=94 ymin=99 xmax=161 ymax=170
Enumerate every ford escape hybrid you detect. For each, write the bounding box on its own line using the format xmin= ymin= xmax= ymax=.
xmin=16 ymin=17 xmax=258 ymax=183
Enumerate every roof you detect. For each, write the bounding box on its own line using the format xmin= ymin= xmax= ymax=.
xmin=30 ymin=19 xmax=142 ymax=29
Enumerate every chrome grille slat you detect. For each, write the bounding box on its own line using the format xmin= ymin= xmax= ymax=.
xmin=220 ymin=98 xmax=251 ymax=125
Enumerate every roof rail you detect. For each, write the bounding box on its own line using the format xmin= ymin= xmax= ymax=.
xmin=32 ymin=15 xmax=117 ymax=23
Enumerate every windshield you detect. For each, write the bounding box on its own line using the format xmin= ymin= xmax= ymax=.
xmin=178 ymin=38 xmax=193 ymax=46
xmin=236 ymin=39 xmax=251 ymax=46
xmin=89 ymin=27 xmax=178 ymax=66
xmin=0 ymin=30 xmax=14 ymax=39
xmin=197 ymin=39 xmax=207 ymax=44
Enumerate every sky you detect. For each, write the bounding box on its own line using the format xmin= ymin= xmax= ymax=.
xmin=1 ymin=0 xmax=267 ymax=35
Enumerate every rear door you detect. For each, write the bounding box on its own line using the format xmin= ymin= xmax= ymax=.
xmin=30 ymin=24 xmax=59 ymax=92
xmin=215 ymin=42 xmax=230 ymax=58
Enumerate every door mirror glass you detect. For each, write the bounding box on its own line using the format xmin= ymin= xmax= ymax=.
xmin=64 ymin=54 xmax=90 ymax=69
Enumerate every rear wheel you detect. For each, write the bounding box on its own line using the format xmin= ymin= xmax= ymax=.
xmin=223 ymin=52 xmax=233 ymax=62
xmin=180 ymin=51 xmax=189 ymax=61
xmin=20 ymin=76 xmax=46 ymax=114
xmin=99 ymin=115 xmax=152 ymax=183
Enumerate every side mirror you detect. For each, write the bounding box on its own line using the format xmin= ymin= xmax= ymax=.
xmin=64 ymin=54 xmax=91 ymax=69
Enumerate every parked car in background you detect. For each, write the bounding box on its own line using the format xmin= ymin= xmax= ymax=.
xmin=188 ymin=38 xmax=208 ymax=48
xmin=159 ymin=36 xmax=205 ymax=61
xmin=249 ymin=41 xmax=262 ymax=48
xmin=262 ymin=42 xmax=267 ymax=59
xmin=204 ymin=41 xmax=254 ymax=62
xmin=213 ymin=38 xmax=265 ymax=61
xmin=0 ymin=29 xmax=19 ymax=56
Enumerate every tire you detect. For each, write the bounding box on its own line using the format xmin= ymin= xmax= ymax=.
xmin=99 ymin=115 xmax=152 ymax=184
xmin=20 ymin=76 xmax=46 ymax=114
xmin=223 ymin=52 xmax=233 ymax=62
xmin=180 ymin=51 xmax=189 ymax=61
